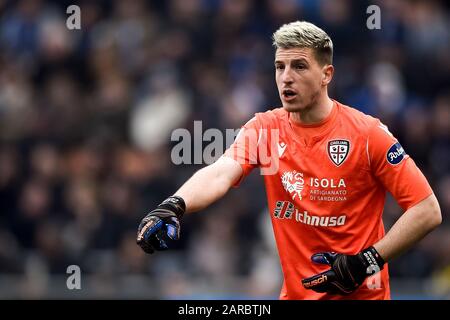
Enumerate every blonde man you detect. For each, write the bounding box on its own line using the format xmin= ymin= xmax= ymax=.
xmin=137 ymin=21 xmax=441 ymax=300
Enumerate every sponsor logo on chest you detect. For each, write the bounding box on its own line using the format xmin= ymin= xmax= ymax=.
xmin=281 ymin=170 xmax=348 ymax=203
xmin=273 ymin=200 xmax=347 ymax=227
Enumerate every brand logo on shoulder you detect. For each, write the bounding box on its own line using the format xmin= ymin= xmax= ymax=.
xmin=327 ymin=139 xmax=350 ymax=166
xmin=387 ymin=142 xmax=406 ymax=165
xmin=278 ymin=141 xmax=287 ymax=157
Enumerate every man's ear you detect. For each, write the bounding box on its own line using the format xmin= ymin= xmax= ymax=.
xmin=322 ymin=64 xmax=334 ymax=86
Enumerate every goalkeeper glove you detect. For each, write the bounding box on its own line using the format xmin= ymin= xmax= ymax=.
xmin=136 ymin=195 xmax=186 ymax=254
xmin=301 ymin=246 xmax=385 ymax=295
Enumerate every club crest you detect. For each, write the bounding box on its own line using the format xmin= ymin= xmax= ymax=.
xmin=327 ymin=140 xmax=350 ymax=166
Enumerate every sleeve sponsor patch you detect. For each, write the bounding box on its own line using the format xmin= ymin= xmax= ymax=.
xmin=386 ymin=142 xmax=406 ymax=165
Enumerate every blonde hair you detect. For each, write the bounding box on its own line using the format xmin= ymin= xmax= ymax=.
xmin=272 ymin=21 xmax=333 ymax=65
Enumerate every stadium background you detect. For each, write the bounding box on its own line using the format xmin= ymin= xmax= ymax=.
xmin=0 ymin=0 xmax=449 ymax=299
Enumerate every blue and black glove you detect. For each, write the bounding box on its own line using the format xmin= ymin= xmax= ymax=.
xmin=301 ymin=246 xmax=385 ymax=295
xmin=136 ymin=196 xmax=186 ymax=254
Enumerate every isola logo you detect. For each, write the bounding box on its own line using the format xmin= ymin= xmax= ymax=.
xmin=387 ymin=142 xmax=406 ymax=165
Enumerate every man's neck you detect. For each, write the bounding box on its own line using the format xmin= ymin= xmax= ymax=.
xmin=290 ymin=95 xmax=334 ymax=125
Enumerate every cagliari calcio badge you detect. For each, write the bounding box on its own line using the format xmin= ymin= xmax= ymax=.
xmin=327 ymin=140 xmax=350 ymax=166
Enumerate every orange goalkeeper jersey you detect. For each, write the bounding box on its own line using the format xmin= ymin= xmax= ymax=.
xmin=223 ymin=100 xmax=433 ymax=300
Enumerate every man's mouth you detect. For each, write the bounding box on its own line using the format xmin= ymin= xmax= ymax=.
xmin=282 ymin=89 xmax=297 ymax=100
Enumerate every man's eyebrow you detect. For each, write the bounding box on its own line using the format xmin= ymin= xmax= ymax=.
xmin=291 ymin=58 xmax=309 ymax=64
xmin=274 ymin=58 xmax=309 ymax=64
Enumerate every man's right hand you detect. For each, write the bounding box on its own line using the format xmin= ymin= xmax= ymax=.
xmin=136 ymin=196 xmax=186 ymax=254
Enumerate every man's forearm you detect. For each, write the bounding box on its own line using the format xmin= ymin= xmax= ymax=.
xmin=174 ymin=156 xmax=243 ymax=213
xmin=373 ymin=194 xmax=441 ymax=262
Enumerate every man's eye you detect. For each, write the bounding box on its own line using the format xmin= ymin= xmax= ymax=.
xmin=276 ymin=65 xmax=284 ymax=70
xmin=295 ymin=64 xmax=305 ymax=70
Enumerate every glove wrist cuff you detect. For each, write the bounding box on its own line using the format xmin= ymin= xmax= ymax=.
xmin=158 ymin=195 xmax=186 ymax=219
xmin=361 ymin=246 xmax=385 ymax=269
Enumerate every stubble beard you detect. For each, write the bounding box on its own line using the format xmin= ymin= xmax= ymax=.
xmin=283 ymin=90 xmax=320 ymax=114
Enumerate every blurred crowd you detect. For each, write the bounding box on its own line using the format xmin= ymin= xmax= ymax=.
xmin=0 ymin=0 xmax=449 ymax=298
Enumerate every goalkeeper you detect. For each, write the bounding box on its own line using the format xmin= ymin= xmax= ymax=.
xmin=136 ymin=21 xmax=441 ymax=299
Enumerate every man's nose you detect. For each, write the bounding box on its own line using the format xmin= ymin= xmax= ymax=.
xmin=282 ymin=67 xmax=294 ymax=84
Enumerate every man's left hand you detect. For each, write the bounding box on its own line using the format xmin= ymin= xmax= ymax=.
xmin=301 ymin=246 xmax=385 ymax=295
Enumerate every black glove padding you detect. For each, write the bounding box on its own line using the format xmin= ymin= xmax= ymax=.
xmin=136 ymin=196 xmax=186 ymax=254
xmin=301 ymin=246 xmax=385 ymax=295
